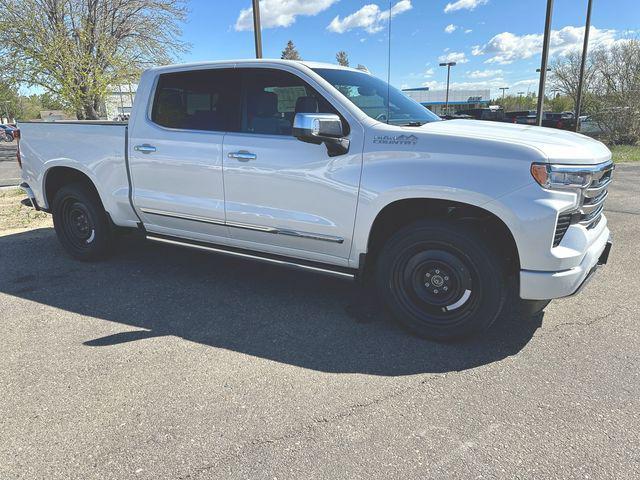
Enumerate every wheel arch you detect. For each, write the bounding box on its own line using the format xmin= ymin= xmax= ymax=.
xmin=43 ymin=165 xmax=105 ymax=212
xmin=361 ymin=197 xmax=520 ymax=276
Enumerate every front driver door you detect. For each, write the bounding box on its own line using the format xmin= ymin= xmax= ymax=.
xmin=222 ymin=67 xmax=363 ymax=265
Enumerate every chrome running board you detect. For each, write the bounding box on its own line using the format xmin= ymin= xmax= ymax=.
xmin=146 ymin=235 xmax=356 ymax=280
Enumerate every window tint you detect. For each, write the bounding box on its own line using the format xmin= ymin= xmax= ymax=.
xmin=151 ymin=69 xmax=239 ymax=131
xmin=240 ymin=69 xmax=341 ymax=136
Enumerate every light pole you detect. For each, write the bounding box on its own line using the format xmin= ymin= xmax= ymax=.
xmin=499 ymin=87 xmax=510 ymax=104
xmin=536 ymin=0 xmax=555 ymax=126
xmin=252 ymin=0 xmax=263 ymax=59
xmin=439 ymin=61 xmax=456 ymax=115
xmin=574 ymin=0 xmax=593 ymax=131
xmin=517 ymin=91 xmax=525 ymax=109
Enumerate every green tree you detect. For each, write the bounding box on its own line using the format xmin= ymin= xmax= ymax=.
xmin=0 ymin=0 xmax=188 ymax=120
xmin=336 ymin=51 xmax=349 ymax=67
xmin=281 ymin=40 xmax=302 ymax=61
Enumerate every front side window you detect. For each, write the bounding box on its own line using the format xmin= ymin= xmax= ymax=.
xmin=313 ymin=68 xmax=441 ymax=126
xmin=240 ymin=69 xmax=341 ymax=136
xmin=151 ymin=69 xmax=239 ymax=131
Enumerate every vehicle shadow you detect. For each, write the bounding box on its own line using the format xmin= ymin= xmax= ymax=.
xmin=0 ymin=228 xmax=542 ymax=376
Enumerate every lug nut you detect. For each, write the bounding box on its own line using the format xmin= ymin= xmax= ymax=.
xmin=434 ymin=289 xmax=439 ymax=294
xmin=443 ymin=286 xmax=448 ymax=291
xmin=444 ymin=276 xmax=449 ymax=281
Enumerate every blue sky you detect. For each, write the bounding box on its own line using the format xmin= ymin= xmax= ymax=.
xmin=181 ymin=0 xmax=639 ymax=97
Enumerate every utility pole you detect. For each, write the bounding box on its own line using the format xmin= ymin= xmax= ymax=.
xmin=499 ymin=87 xmax=510 ymax=103
xmin=574 ymin=0 xmax=593 ymax=131
xmin=252 ymin=0 xmax=263 ymax=59
xmin=536 ymin=0 xmax=554 ymax=126
xmin=439 ymin=62 xmax=456 ymax=115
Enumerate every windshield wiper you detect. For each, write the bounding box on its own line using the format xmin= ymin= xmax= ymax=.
xmin=402 ymin=121 xmax=424 ymax=127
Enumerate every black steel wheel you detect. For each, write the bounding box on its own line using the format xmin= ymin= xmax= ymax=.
xmin=52 ymin=182 xmax=113 ymax=261
xmin=376 ymin=220 xmax=508 ymax=340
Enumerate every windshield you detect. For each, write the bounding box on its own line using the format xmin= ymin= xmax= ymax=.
xmin=313 ymin=68 xmax=440 ymax=126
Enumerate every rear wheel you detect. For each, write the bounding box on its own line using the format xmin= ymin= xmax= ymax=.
xmin=376 ymin=220 xmax=509 ymax=340
xmin=52 ymin=182 xmax=113 ymax=261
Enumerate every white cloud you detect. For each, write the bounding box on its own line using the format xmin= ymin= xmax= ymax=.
xmin=474 ymin=25 xmax=619 ymax=64
xmin=235 ymin=0 xmax=338 ymax=31
xmin=465 ymin=29 xmax=473 ymax=34
xmin=444 ymin=0 xmax=488 ymax=14
xmin=467 ymin=69 xmax=503 ymax=79
xmin=438 ymin=51 xmax=468 ymax=64
xmin=445 ymin=24 xmax=457 ymax=34
xmin=424 ymin=67 xmax=435 ymax=77
xmin=513 ymin=79 xmax=538 ymax=87
xmin=328 ymin=0 xmax=412 ymax=34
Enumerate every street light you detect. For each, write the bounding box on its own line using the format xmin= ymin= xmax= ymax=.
xmin=499 ymin=87 xmax=510 ymax=103
xmin=439 ymin=62 xmax=456 ymax=115
xmin=574 ymin=0 xmax=594 ymax=131
xmin=536 ymin=0 xmax=555 ymax=126
xmin=252 ymin=0 xmax=263 ymax=58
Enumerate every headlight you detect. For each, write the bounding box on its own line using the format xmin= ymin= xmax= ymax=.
xmin=530 ymin=163 xmax=594 ymax=191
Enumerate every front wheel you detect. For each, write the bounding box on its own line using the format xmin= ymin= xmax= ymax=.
xmin=52 ymin=182 xmax=113 ymax=261
xmin=376 ymin=220 xmax=509 ymax=340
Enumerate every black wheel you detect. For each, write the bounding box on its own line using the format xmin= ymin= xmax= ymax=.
xmin=376 ymin=220 xmax=508 ymax=340
xmin=52 ymin=182 xmax=113 ymax=261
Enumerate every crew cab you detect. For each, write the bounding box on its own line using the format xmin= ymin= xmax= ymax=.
xmin=17 ymin=59 xmax=613 ymax=340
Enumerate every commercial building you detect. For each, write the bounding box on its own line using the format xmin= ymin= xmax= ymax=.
xmin=103 ymin=84 xmax=137 ymax=121
xmin=402 ymin=87 xmax=491 ymax=115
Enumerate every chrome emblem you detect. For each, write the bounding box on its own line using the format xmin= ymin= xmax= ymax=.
xmin=373 ymin=134 xmax=418 ymax=146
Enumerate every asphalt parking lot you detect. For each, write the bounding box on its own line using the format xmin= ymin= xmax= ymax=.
xmin=1 ymin=164 xmax=639 ymax=479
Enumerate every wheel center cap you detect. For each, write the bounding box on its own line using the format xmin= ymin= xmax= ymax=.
xmin=431 ymin=275 xmax=445 ymax=287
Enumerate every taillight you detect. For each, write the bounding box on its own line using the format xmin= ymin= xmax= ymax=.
xmin=557 ymin=121 xmax=564 ymax=129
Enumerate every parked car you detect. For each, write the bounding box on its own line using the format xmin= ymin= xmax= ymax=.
xmin=439 ymin=113 xmax=474 ymax=120
xmin=0 ymin=124 xmax=16 ymax=141
xmin=579 ymin=115 xmax=608 ymax=138
xmin=456 ymin=107 xmax=505 ymax=122
xmin=542 ymin=112 xmax=577 ymax=131
xmin=17 ymin=59 xmax=613 ymax=340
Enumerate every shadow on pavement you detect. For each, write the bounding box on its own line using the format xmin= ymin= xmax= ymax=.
xmin=0 ymin=228 xmax=541 ymax=376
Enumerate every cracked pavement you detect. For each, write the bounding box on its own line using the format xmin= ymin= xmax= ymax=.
xmin=1 ymin=164 xmax=639 ymax=479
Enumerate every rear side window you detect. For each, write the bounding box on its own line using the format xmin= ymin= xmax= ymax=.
xmin=239 ymin=68 xmax=343 ymax=136
xmin=151 ymin=69 xmax=240 ymax=132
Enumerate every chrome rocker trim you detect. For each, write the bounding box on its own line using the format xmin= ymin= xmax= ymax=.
xmin=140 ymin=208 xmax=344 ymax=244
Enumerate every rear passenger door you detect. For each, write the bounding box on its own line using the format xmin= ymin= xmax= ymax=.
xmin=221 ymin=67 xmax=363 ymax=265
xmin=129 ymin=68 xmax=239 ymax=243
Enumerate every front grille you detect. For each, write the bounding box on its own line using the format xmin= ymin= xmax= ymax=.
xmin=553 ymin=213 xmax=572 ymax=247
xmin=579 ymin=162 xmax=614 ymax=229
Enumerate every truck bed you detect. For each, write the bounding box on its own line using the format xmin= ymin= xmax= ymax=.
xmin=17 ymin=121 xmax=139 ymax=227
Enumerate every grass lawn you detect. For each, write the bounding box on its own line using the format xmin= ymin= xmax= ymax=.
xmin=610 ymin=144 xmax=640 ymax=163
xmin=0 ymin=187 xmax=52 ymax=234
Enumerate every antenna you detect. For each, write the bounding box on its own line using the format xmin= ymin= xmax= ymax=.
xmin=386 ymin=0 xmax=392 ymax=124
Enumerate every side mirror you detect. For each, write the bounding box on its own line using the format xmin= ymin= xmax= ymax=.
xmin=293 ymin=113 xmax=350 ymax=157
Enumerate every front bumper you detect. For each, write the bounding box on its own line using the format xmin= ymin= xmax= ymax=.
xmin=519 ymin=227 xmax=611 ymax=300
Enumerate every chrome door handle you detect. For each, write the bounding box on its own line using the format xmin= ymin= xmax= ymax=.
xmin=228 ymin=151 xmax=257 ymax=161
xmin=134 ymin=144 xmax=157 ymax=154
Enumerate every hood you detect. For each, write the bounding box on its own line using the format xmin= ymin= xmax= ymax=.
xmin=411 ymin=119 xmax=611 ymax=165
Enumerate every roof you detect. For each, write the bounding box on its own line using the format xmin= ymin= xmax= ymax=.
xmin=147 ymin=59 xmax=362 ymax=75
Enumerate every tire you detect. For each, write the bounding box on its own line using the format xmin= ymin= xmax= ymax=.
xmin=52 ymin=182 xmax=113 ymax=261
xmin=376 ymin=220 xmax=509 ymax=341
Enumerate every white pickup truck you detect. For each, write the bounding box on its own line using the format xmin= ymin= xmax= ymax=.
xmin=17 ymin=59 xmax=613 ymax=340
